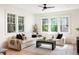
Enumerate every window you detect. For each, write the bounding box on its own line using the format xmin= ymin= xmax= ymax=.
xmin=7 ymin=13 xmax=16 ymax=33
xmin=60 ymin=17 xmax=69 ymax=32
xmin=51 ymin=17 xmax=58 ymax=32
xmin=41 ymin=16 xmax=69 ymax=33
xmin=7 ymin=13 xmax=25 ymax=33
xmin=42 ymin=19 xmax=48 ymax=32
xmin=18 ymin=16 xmax=24 ymax=32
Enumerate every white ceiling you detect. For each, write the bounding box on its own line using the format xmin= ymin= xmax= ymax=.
xmin=10 ymin=4 xmax=79 ymax=14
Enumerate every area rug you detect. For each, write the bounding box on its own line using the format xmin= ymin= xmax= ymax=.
xmin=6 ymin=44 xmax=77 ymax=55
xmin=6 ymin=49 xmax=40 ymax=55
xmin=24 ymin=44 xmax=77 ymax=55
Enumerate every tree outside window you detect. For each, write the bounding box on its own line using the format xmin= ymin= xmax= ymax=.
xmin=51 ymin=18 xmax=58 ymax=32
xmin=42 ymin=19 xmax=48 ymax=32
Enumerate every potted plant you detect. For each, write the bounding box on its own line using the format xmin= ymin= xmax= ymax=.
xmin=32 ymin=24 xmax=38 ymax=34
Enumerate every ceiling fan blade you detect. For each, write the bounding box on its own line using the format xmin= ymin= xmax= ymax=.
xmin=38 ymin=5 xmax=43 ymax=7
xmin=46 ymin=6 xmax=55 ymax=8
xmin=38 ymin=4 xmax=55 ymax=11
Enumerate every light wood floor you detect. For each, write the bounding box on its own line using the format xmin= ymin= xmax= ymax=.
xmin=6 ymin=44 xmax=77 ymax=55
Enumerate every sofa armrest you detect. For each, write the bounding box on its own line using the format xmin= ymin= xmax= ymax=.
xmin=61 ymin=37 xmax=65 ymax=43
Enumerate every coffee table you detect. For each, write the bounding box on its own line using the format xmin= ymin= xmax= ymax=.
xmin=36 ymin=40 xmax=56 ymax=50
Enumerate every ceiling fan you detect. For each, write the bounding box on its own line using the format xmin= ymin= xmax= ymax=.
xmin=38 ymin=4 xmax=55 ymax=11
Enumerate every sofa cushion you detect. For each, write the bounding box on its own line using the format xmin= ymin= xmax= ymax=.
xmin=21 ymin=39 xmax=33 ymax=44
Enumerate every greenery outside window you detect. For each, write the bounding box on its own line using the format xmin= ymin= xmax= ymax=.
xmin=42 ymin=19 xmax=48 ymax=32
xmin=51 ymin=18 xmax=58 ymax=32
xmin=41 ymin=16 xmax=69 ymax=33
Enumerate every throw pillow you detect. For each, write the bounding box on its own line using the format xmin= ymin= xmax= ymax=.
xmin=16 ymin=34 xmax=23 ymax=40
xmin=56 ymin=34 xmax=63 ymax=39
xmin=21 ymin=33 xmax=27 ymax=40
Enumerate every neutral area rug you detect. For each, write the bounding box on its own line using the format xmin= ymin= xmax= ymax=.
xmin=6 ymin=44 xmax=77 ymax=55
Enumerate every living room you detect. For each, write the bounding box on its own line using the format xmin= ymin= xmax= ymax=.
xmin=0 ymin=4 xmax=79 ymax=55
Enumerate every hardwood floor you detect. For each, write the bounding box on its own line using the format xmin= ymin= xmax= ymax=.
xmin=6 ymin=44 xmax=77 ymax=55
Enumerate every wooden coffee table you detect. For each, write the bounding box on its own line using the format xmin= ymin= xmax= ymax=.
xmin=36 ymin=40 xmax=56 ymax=50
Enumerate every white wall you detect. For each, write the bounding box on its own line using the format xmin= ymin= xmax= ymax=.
xmin=0 ymin=5 xmax=34 ymax=47
xmin=34 ymin=9 xmax=79 ymax=44
xmin=0 ymin=7 xmax=6 ymax=47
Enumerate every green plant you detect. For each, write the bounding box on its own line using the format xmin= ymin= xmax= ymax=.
xmin=51 ymin=25 xmax=58 ymax=32
xmin=33 ymin=24 xmax=38 ymax=33
xmin=42 ymin=25 xmax=48 ymax=32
